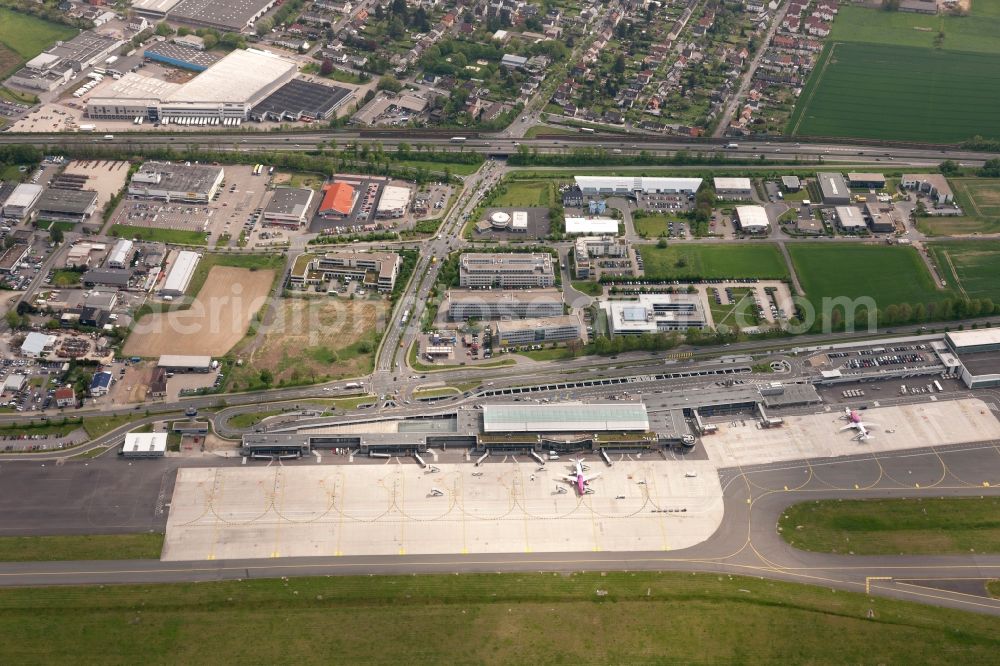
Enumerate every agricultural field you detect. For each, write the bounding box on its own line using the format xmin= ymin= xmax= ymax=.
xmin=827 ymin=2 xmax=1000 ymax=55
xmin=1 ymin=573 xmax=999 ymax=664
xmin=789 ymin=42 xmax=1000 ymax=143
xmin=0 ymin=8 xmax=76 ymax=77
xmin=788 ymin=244 xmax=949 ymax=312
xmin=637 ymin=243 xmax=789 ymax=280
xmin=493 ymin=180 xmax=556 ymax=207
xmin=227 ymin=296 xmax=387 ymax=389
xmin=927 ymin=240 xmax=1000 ymax=303
xmin=920 ymin=179 xmax=1000 ymax=235
xmin=780 ymin=497 xmax=1000 ymax=556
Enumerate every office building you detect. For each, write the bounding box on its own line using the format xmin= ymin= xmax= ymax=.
xmin=493 ymin=315 xmax=582 ymax=347
xmin=458 ymin=253 xmax=555 ymax=288
xmin=447 ymin=288 xmax=563 ymax=321
xmin=602 ymin=294 xmax=707 ymax=335
xmin=262 ymin=187 xmax=314 ymax=228
xmin=290 ymin=250 xmax=401 ymax=292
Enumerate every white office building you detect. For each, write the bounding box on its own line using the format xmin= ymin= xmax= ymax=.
xmin=602 ymin=294 xmax=707 ymax=335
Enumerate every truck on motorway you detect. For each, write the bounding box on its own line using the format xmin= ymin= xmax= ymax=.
xmin=725 ymin=143 xmax=739 ymax=149
xmin=79 ymin=124 xmax=96 ymax=132
xmin=344 ymin=381 xmax=362 ymax=390
xmin=103 ymin=134 xmax=114 ymax=140
xmin=450 ymin=136 xmax=466 ymax=144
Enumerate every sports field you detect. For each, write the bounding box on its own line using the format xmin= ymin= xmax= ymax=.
xmin=2 ymin=573 xmax=998 ymax=664
xmin=787 ymin=244 xmax=949 ymax=311
xmin=789 ymin=42 xmax=1000 ymax=143
xmin=637 ymin=243 xmax=789 ymax=280
xmin=0 ymin=8 xmax=76 ymax=77
xmin=927 ymin=240 xmax=1000 ymax=303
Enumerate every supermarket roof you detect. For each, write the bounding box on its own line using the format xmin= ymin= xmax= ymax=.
xmin=319 ymin=182 xmax=355 ymax=214
xmin=482 ymin=402 xmax=649 ymax=433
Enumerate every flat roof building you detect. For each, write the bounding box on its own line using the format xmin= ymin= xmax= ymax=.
xmin=250 ymin=78 xmax=354 ymax=121
xmin=817 ymin=172 xmax=851 ymax=205
xmin=9 ymin=31 xmax=123 ymax=92
xmin=945 ymin=330 xmax=1000 ymax=388
xmin=35 ymin=188 xmax=97 ymax=222
xmin=863 ymin=200 xmax=896 ymax=233
xmin=144 ymin=42 xmax=222 ymax=72
xmin=158 ymin=354 xmax=212 ymax=372
xmin=318 ymin=181 xmax=357 ymax=218
xmin=447 ymin=288 xmax=563 ymax=321
xmin=131 ymin=0 xmax=184 ymax=18
xmin=901 ymin=173 xmax=954 ymax=204
xmin=482 ymin=402 xmax=650 ymax=433
xmin=780 ymin=176 xmax=801 ymax=191
xmin=946 ymin=329 xmax=1000 ymax=354
xmin=0 ymin=243 xmax=29 ymax=273
xmin=575 ymin=176 xmax=702 ymax=196
xmin=129 ymin=162 xmax=224 ymax=204
xmin=263 ymin=187 xmax=314 ymax=228
xmin=3 ymin=184 xmax=43 ymax=220
xmin=375 ymin=185 xmax=411 ymax=219
xmin=734 ymin=205 xmax=770 ymax=233
xmin=714 ymin=177 xmax=753 ymax=200
xmin=602 ymin=294 xmax=707 ymax=335
xmin=107 ymin=239 xmax=135 ymax=269
xmin=160 ymin=250 xmax=200 ymax=297
xmin=122 ymin=432 xmax=168 ymax=457
xmin=290 ymin=251 xmax=401 ymax=292
xmin=847 ymin=172 xmax=886 ymax=189
xmin=21 ymin=332 xmax=56 ymax=358
xmin=564 ymin=217 xmax=619 ymax=235
xmin=82 ymin=268 xmax=132 ymax=288
xmin=168 ymin=0 xmax=277 ymax=32
xmin=459 ymin=253 xmax=555 ymax=288
xmin=573 ymin=236 xmax=630 ymax=280
xmin=494 ymin=315 xmax=582 ymax=347
xmin=834 ymin=205 xmax=866 ymax=232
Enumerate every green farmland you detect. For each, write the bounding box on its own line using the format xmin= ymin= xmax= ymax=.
xmin=2 ymin=573 xmax=999 ymax=664
xmin=637 ymin=243 xmax=789 ymax=280
xmin=787 ymin=244 xmax=949 ymax=312
xmin=920 ymin=178 xmax=1000 ymax=235
xmin=0 ymin=8 xmax=76 ymax=78
xmin=927 ymin=241 xmax=1000 ymax=303
xmin=789 ymin=42 xmax=1000 ymax=143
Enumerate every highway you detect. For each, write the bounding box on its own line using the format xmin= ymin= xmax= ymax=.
xmin=0 ymin=442 xmax=997 ymax=615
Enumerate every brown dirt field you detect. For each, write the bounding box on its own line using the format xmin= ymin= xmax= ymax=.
xmin=124 ymin=266 xmax=274 ymax=357
xmin=246 ymin=296 xmax=387 ymax=384
xmin=109 ymin=365 xmax=152 ymax=405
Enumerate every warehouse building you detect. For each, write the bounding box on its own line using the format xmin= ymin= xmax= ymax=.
xmin=847 ymin=172 xmax=886 ymax=189
xmin=82 ymin=268 xmax=132 ymax=288
xmin=168 ymin=0 xmax=277 ymax=32
xmin=158 ymin=354 xmax=213 ymax=372
xmin=107 ymin=239 xmax=135 ymax=269
xmin=734 ymin=205 xmax=770 ymax=234
xmin=602 ymin=294 xmax=707 ymax=335
xmin=143 ymin=42 xmax=221 ymax=72
xmin=459 ymin=253 xmax=555 ymax=288
xmin=447 ymin=288 xmax=564 ymax=321
xmin=0 ymin=244 xmax=29 ymax=273
xmin=87 ymin=49 xmax=297 ymax=122
xmin=121 ymin=432 xmax=168 ymax=458
xmin=2 ymin=184 xmax=43 ymax=220
xmin=574 ymin=176 xmax=702 ymax=196
xmin=317 ymin=181 xmax=357 ymax=219
xmin=901 ymin=174 xmax=954 ymax=204
xmin=817 ymin=172 xmax=851 ymax=205
xmin=375 ymin=185 xmax=411 ymax=219
xmin=944 ymin=330 xmax=1000 ymax=388
xmin=564 ymin=217 xmax=619 ymax=235
xmin=160 ymin=250 xmax=200 ymax=297
xmin=35 ymin=188 xmax=98 ymax=223
xmin=8 ymin=31 xmax=123 ymax=92
xmin=20 ymin=332 xmax=56 ymax=358
xmin=132 ymin=0 xmax=184 ymax=18
xmin=128 ymin=162 xmax=224 ymax=204
xmin=493 ymin=315 xmax=582 ymax=347
xmin=262 ymin=187 xmax=315 ymax=228
xmin=834 ymin=205 xmax=866 ymax=233
xmin=289 ymin=251 xmax=401 ymax=292
xmin=713 ymin=177 xmax=753 ymax=200
xmin=863 ymin=200 xmax=896 ymax=233
xmin=250 ymin=78 xmax=354 ymax=121
xmin=482 ymin=403 xmax=650 ymax=434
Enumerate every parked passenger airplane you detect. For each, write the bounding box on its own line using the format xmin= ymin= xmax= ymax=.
xmin=840 ymin=408 xmax=878 ymax=441
xmin=563 ymin=458 xmax=600 ymax=495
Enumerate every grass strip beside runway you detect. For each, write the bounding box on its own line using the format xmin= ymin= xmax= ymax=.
xmin=0 ymin=572 xmax=997 ymax=663
xmin=780 ymin=497 xmax=1000 ymax=555
xmin=0 ymin=534 xmax=164 ymax=562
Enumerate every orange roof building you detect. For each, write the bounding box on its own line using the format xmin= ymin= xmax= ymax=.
xmin=319 ymin=181 xmax=356 ymax=217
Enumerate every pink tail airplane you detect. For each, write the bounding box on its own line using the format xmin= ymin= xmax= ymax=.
xmin=839 ymin=408 xmax=878 ymax=442
xmin=563 ymin=458 xmax=600 ymax=495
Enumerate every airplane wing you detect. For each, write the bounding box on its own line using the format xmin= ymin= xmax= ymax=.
xmin=583 ymin=472 xmax=601 ymax=482
xmin=862 ymin=422 xmax=879 ymax=428
xmin=839 ymin=424 xmax=857 ymax=431
xmin=562 ymin=475 xmax=577 ymax=483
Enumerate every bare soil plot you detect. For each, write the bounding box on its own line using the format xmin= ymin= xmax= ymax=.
xmin=108 ymin=364 xmax=152 ymax=405
xmin=124 ymin=266 xmax=274 ymax=357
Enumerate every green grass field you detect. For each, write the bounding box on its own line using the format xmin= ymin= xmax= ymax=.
xmin=827 ymin=2 xmax=1000 ymax=55
xmin=788 ymin=244 xmax=949 ymax=311
xmin=633 ymin=213 xmax=686 ymax=237
xmin=493 ymin=180 xmax=555 ymax=207
xmin=110 ymin=224 xmax=208 ymax=246
xmin=0 ymin=8 xmax=76 ymax=78
xmin=638 ymin=243 xmax=789 ymax=280
xmin=789 ymin=42 xmax=1000 ymax=143
xmin=779 ymin=497 xmax=1000 ymax=555
xmin=927 ymin=241 xmax=1000 ymax=302
xmin=1 ymin=573 xmax=998 ymax=664
xmin=0 ymin=533 xmax=163 ymax=562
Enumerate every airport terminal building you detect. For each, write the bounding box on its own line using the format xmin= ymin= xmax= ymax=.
xmin=945 ymin=329 xmax=1000 ymax=388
